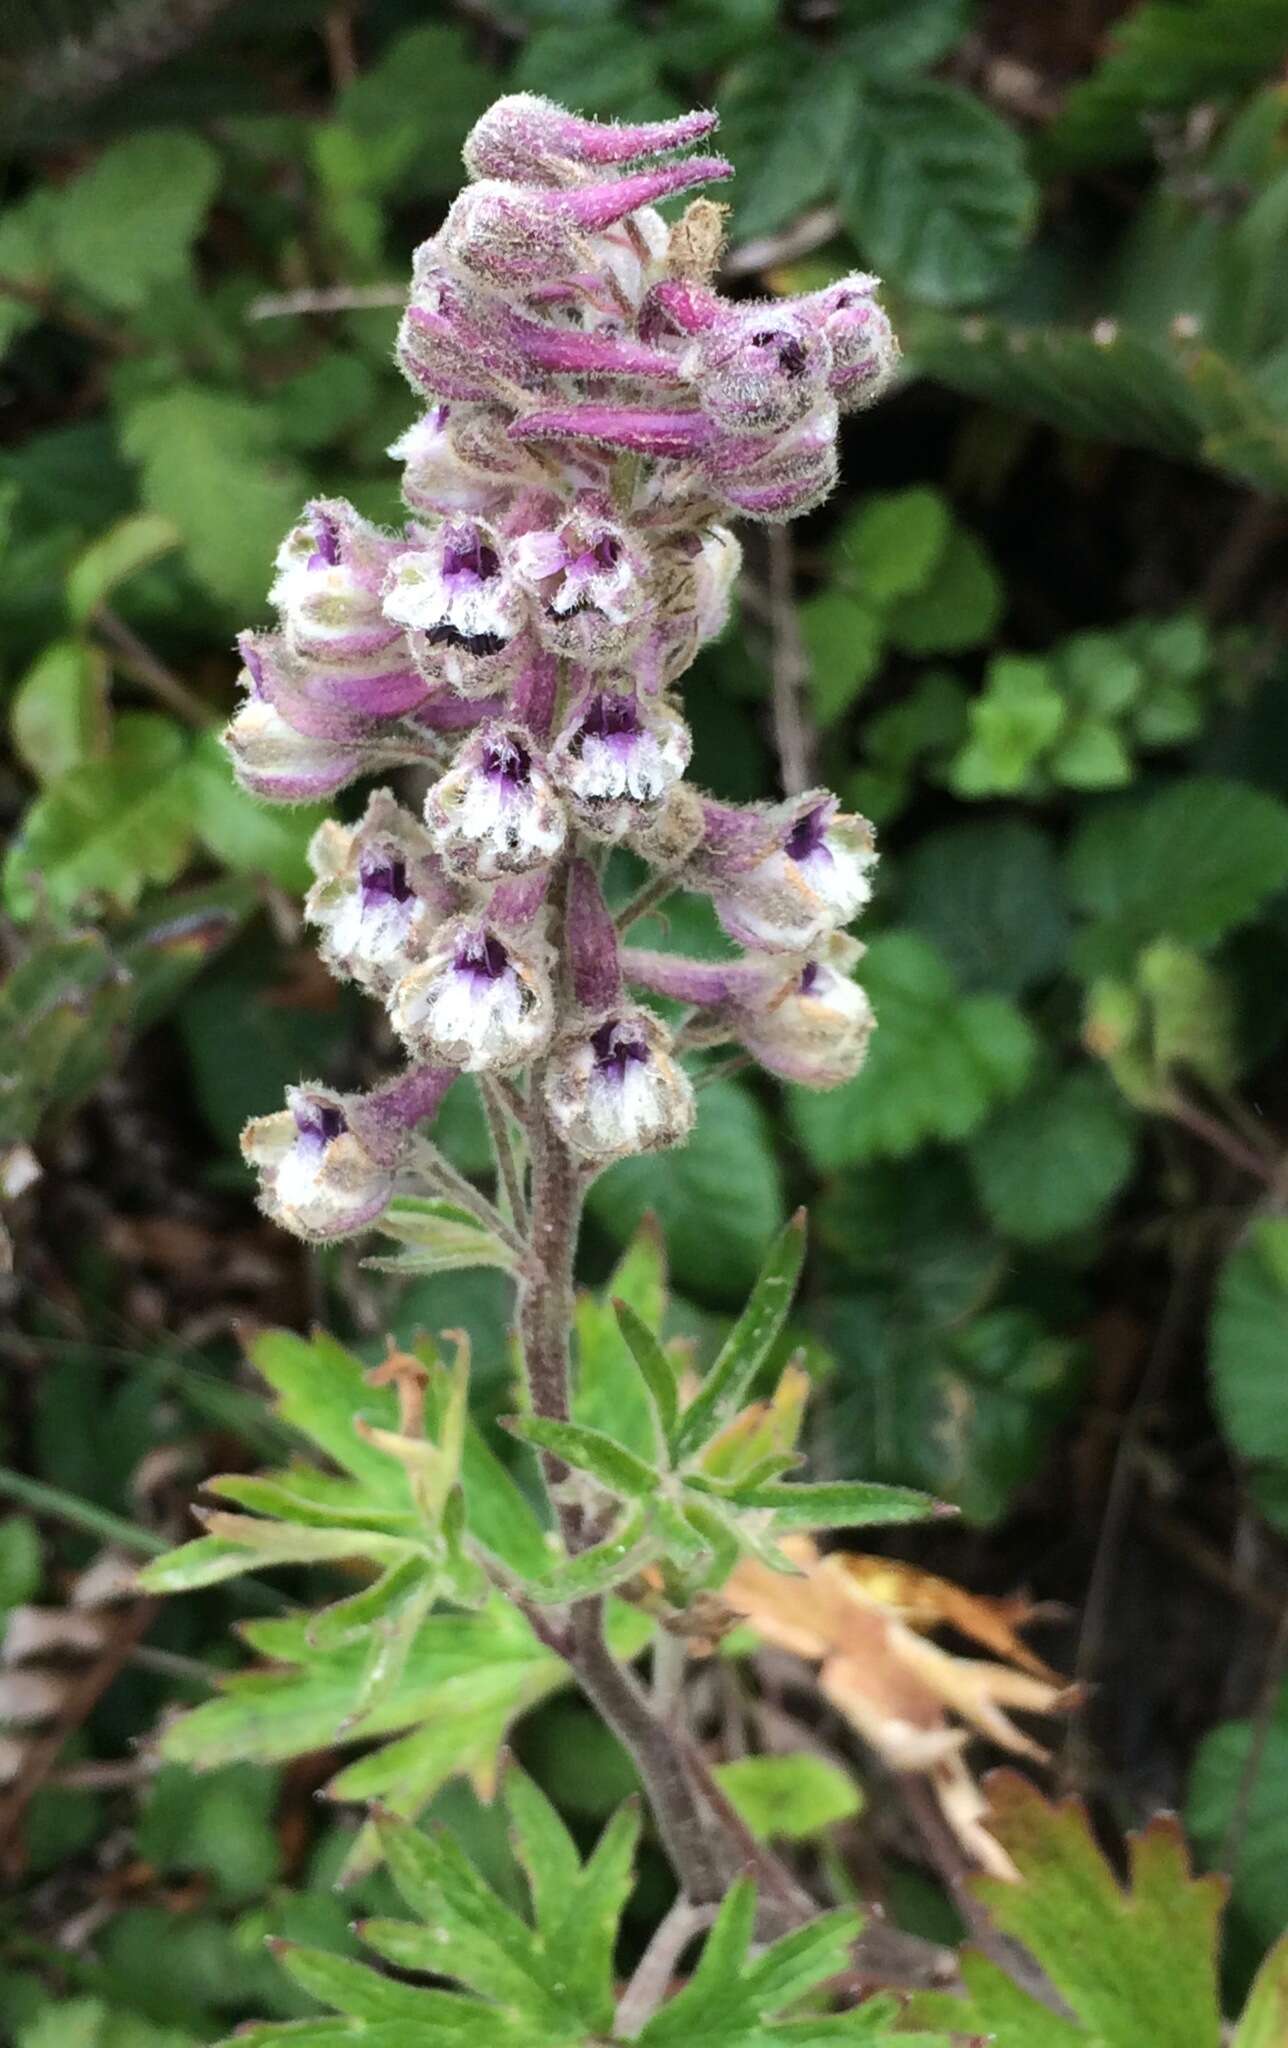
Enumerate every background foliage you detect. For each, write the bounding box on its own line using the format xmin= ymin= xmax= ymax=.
xmin=3 ymin=0 xmax=1288 ymax=2038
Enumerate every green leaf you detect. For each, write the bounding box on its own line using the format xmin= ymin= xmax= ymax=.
xmin=1049 ymin=717 xmax=1134 ymax=791
xmin=883 ymin=525 xmax=1003 ymax=655
xmin=1233 ymin=1934 xmax=1288 ymax=2048
xmin=1067 ymin=778 xmax=1288 ymax=973
xmin=575 ymin=1221 xmax=668 ymax=1458
xmin=613 ymin=1297 xmax=680 ymax=1448
xmin=3 ymin=712 xmax=194 ymax=922
xmin=503 ymin=1417 xmax=657 ymax=1500
xmin=833 ymin=486 xmax=951 ymax=604
xmin=1046 ymin=0 xmax=1288 ymax=170
xmin=335 ymin=24 xmax=495 ymax=195
xmin=50 ymin=132 xmax=220 ymax=309
xmin=121 ymin=387 xmax=307 ymax=615
xmin=368 ymin=1197 xmax=519 ymax=1277
xmin=800 ymin=592 xmax=883 ymax=727
xmin=138 ymin=1762 xmax=280 ymax=1905
xmin=188 ymin=729 xmax=328 ymax=894
xmin=501 ymin=1765 xmax=581 ymax=1938
xmin=672 ymin=1212 xmax=806 ymax=1460
xmin=1188 ymin=1683 xmax=1288 ymax=1957
xmin=1209 ymin=1219 xmax=1288 ymax=1536
xmin=840 ymin=78 xmax=1037 ymax=306
xmin=515 ymin=22 xmax=661 ymax=117
xmin=840 ymin=0 xmax=970 ymax=79
xmin=10 ymin=639 xmax=109 ymax=784
xmin=0 ymin=1514 xmax=41 ymax=1611
xmin=67 ymin=511 xmax=181 ymax=625
xmin=717 ymin=1477 xmax=937 ymax=1530
xmin=949 ymin=655 xmax=1065 ymax=797
xmin=789 ymin=933 xmax=1037 ymax=1168
xmin=901 ymin=819 xmax=1071 ymax=996
xmin=588 ymin=1078 xmax=784 ymax=1304
xmin=721 ymin=54 xmax=859 ymax=241
xmin=714 ymin=1754 xmax=862 ymax=1840
xmin=503 ymin=1507 xmax=660 ymax=1605
xmin=968 ymin=1069 xmax=1137 ymax=1244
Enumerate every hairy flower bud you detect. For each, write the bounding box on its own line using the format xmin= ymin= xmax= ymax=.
xmin=305 ymin=790 xmax=451 ymax=993
xmin=383 ymin=519 xmax=529 ymax=697
xmin=686 ymin=305 xmax=832 ymax=434
xmin=513 ymin=502 xmax=649 ymax=666
xmin=544 ymin=1007 xmax=694 ymax=1166
xmin=240 ymin=1067 xmax=453 ymax=1242
xmin=425 ymin=722 xmax=566 ymax=880
xmin=550 ymin=685 xmax=691 ymax=840
xmin=738 ymin=936 xmax=876 ymax=1087
xmin=390 ymin=919 xmax=554 ymax=1072
xmin=803 ymin=274 xmax=900 ymax=410
xmin=463 ymin=94 xmax=719 ymax=185
xmin=699 ymin=794 xmax=877 ymax=952
xmin=439 ymin=161 xmax=731 ymax=292
xmin=270 ymin=500 xmax=408 ymax=669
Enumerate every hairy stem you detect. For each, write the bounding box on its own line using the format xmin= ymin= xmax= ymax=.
xmin=517 ymin=1074 xmax=582 ymax=1427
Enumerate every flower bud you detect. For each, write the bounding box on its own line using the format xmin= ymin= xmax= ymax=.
xmin=647 ymin=525 xmax=740 ymax=683
xmin=241 ymin=1068 xmax=455 ymax=1242
xmin=685 ymin=305 xmax=832 ymax=434
xmin=383 ymin=518 xmax=529 ymax=697
xmin=513 ymin=502 xmax=649 ymax=666
xmin=223 ymin=695 xmax=374 ymax=804
xmin=424 ymin=722 xmax=567 ymax=881
xmin=626 ymin=783 xmax=706 ymax=869
xmin=803 ymin=274 xmax=899 ymax=410
xmin=463 ymin=95 xmax=719 ymax=186
xmin=704 ymin=399 xmax=839 ymax=521
xmin=549 ymin=685 xmax=691 ymax=840
xmin=304 ymin=790 xmax=451 ymax=993
xmin=699 ymin=793 xmax=877 ymax=952
xmin=390 ymin=919 xmax=554 ymax=1072
xmin=270 ymin=500 xmax=408 ymax=669
xmin=544 ymin=1007 xmax=694 ymax=1166
xmin=240 ymin=628 xmax=428 ymax=738
xmin=390 ymin=406 xmax=539 ymax=521
xmin=738 ymin=936 xmax=876 ymax=1087
xmin=439 ymin=161 xmax=731 ymax=292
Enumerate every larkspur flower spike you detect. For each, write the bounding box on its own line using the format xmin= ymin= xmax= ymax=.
xmin=228 ymin=93 xmax=897 ymax=1235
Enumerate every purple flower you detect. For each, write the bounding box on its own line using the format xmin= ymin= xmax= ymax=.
xmin=383 ymin=517 xmax=530 ymax=697
xmin=549 ymin=685 xmax=691 ymax=840
xmin=305 ymin=789 xmax=453 ymax=993
xmin=513 ymin=501 xmax=649 ymax=666
xmin=241 ymin=1068 xmax=455 ymax=1241
xmin=425 ymin=721 xmax=566 ymax=880
xmin=544 ymin=1006 xmax=694 ymax=1166
xmin=697 ymin=793 xmax=877 ymax=952
xmin=685 ymin=304 xmax=832 ymax=434
xmin=271 ymin=499 xmax=409 ymax=668
xmin=390 ymin=917 xmax=554 ymax=1072
xmin=738 ymin=936 xmax=876 ymax=1087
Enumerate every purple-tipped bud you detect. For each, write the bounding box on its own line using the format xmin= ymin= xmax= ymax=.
xmin=438 ymin=163 xmax=729 ymax=294
xmin=389 ymin=407 xmax=532 ymax=520
xmin=549 ymin=685 xmax=691 ymax=841
xmin=511 ymin=403 xmax=711 ymax=459
xmin=240 ymin=1068 xmax=455 ymax=1242
xmin=223 ymin=695 xmax=371 ymax=805
xmin=390 ymin=918 xmax=554 ymax=1073
xmin=463 ymin=94 xmax=718 ymax=185
xmin=641 ymin=277 xmax=722 ymax=339
xmin=544 ymin=1007 xmax=694 ymax=1167
xmin=699 ymin=793 xmax=877 ymax=953
xmin=383 ymin=518 xmax=530 ymax=697
xmin=304 ymin=789 xmax=453 ymax=994
xmin=397 ymin=299 xmax=525 ymax=406
xmin=738 ymin=935 xmax=876 ymax=1087
xmin=503 ymin=309 xmax=683 ymax=383
xmin=513 ymin=501 xmax=649 ymax=666
xmin=424 ymin=722 xmax=566 ymax=881
xmin=802 ymin=274 xmax=900 ymax=410
xmin=565 ymin=858 xmax=622 ymax=1014
xmin=686 ymin=305 xmax=832 ymax=434
xmin=704 ymin=399 xmax=840 ymax=521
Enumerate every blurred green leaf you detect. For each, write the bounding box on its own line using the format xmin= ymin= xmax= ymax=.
xmin=1233 ymin=1935 xmax=1288 ymax=2048
xmin=721 ymin=54 xmax=858 ymax=241
xmin=336 ymin=24 xmax=495 ymax=195
xmin=138 ymin=1763 xmax=281 ymax=1905
xmin=10 ymin=639 xmax=110 ymax=784
xmin=714 ymin=1753 xmax=862 ymax=1840
xmin=884 ymin=525 xmax=1003 ymax=655
xmin=188 ymin=728 xmax=327 ymax=892
xmin=50 ymin=132 xmax=220 ymax=310
xmin=67 ymin=512 xmax=181 ymax=626
xmin=0 ymin=1514 xmax=41 ymax=1611
xmin=968 ymin=1068 xmax=1137 ymax=1243
xmin=834 ymin=486 xmax=951 ymax=604
xmin=801 ymin=591 xmax=883 ymax=726
xmin=840 ymin=0 xmax=971 ymax=79
xmin=789 ymin=933 xmax=1037 ymax=1167
xmin=516 ymin=23 xmax=663 ymax=116
xmin=1209 ymin=1219 xmax=1288 ymax=1537
xmin=1189 ymin=1681 xmax=1288 ymax=1958
xmin=901 ymin=818 xmax=1070 ymax=996
xmin=841 ymin=79 xmax=1037 ymax=305
xmin=949 ymin=655 xmax=1064 ymax=797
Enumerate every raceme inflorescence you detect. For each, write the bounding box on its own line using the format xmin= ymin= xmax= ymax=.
xmin=228 ymin=93 xmax=898 ymax=1241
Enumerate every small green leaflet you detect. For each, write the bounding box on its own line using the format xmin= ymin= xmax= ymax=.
xmin=672 ymin=1211 xmax=806 ymax=1461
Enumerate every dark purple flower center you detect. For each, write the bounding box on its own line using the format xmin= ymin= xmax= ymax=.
xmin=482 ymin=734 xmax=531 ymax=787
xmin=752 ymin=330 xmax=807 ymax=379
xmin=785 ymin=804 xmax=830 ymax=864
xmin=307 ymin=508 xmax=341 ymax=570
xmin=443 ymin=530 xmax=500 ymax=584
xmin=592 ymin=1019 xmax=649 ymax=1083
xmin=294 ymin=1098 xmax=347 ymax=1149
xmin=582 ymin=693 xmax=640 ymax=742
xmin=799 ymin=962 xmax=823 ymax=997
xmin=455 ymin=930 xmax=509 ymax=983
xmin=360 ymin=853 xmax=414 ymax=910
xmin=591 ymin=534 xmax=622 ymax=570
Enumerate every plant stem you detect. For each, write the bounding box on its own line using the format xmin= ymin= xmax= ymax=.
xmin=480 ymin=1076 xmax=528 ymax=1231
xmin=516 ymin=1073 xmax=583 ymax=1427
xmin=410 ymin=1138 xmax=525 ymax=1256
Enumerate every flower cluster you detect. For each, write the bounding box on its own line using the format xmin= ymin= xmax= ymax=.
xmin=227 ymin=94 xmax=896 ymax=1241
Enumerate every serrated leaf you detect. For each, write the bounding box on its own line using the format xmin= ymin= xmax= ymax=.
xmin=3 ymin=712 xmax=194 ymax=922
xmin=789 ymin=933 xmax=1037 ymax=1169
xmin=1232 ymin=1933 xmax=1288 ymax=2048
xmin=673 ymin=1212 xmax=806 ymax=1460
xmin=503 ymin=1505 xmax=659 ymax=1605
xmin=1067 ymin=777 xmax=1288 ymax=974
xmin=715 ymin=1754 xmax=862 ymax=1840
xmin=336 ymin=23 xmax=495 ymax=194
xmin=840 ymin=0 xmax=970 ymax=79
xmin=968 ymin=1069 xmax=1137 ymax=1244
xmin=50 ymin=131 xmax=220 ymax=309
xmin=721 ymin=54 xmax=858 ymax=241
xmin=841 ymin=78 xmax=1037 ymax=306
